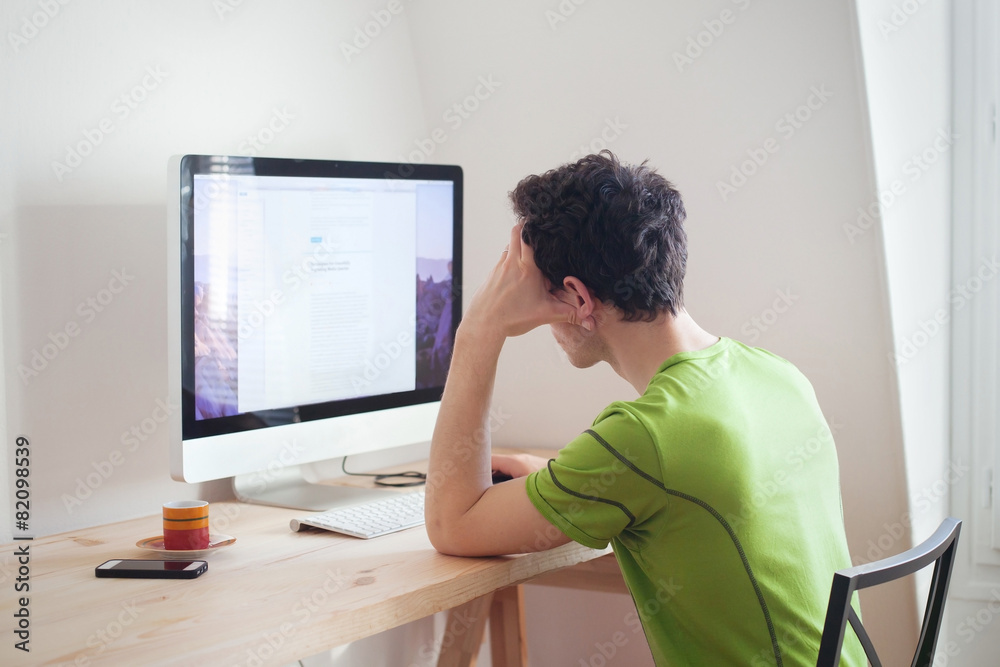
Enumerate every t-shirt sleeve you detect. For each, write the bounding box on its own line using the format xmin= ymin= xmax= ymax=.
xmin=525 ymin=407 xmax=665 ymax=549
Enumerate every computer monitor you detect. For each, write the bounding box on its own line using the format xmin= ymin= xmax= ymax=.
xmin=167 ymin=155 xmax=462 ymax=510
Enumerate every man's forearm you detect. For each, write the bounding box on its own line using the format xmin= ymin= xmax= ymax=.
xmin=424 ymin=322 xmax=506 ymax=544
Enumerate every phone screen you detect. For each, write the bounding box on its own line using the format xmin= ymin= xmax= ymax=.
xmin=106 ymin=560 xmax=199 ymax=571
xmin=96 ymin=559 xmax=207 ymax=578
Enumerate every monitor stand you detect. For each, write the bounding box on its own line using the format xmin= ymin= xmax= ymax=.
xmin=232 ymin=464 xmax=396 ymax=511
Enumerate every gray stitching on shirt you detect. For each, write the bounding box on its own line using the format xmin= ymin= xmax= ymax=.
xmin=545 ymin=459 xmax=636 ymax=530
xmin=585 ymin=428 xmax=664 ymax=489
xmin=583 ymin=429 xmax=783 ymax=667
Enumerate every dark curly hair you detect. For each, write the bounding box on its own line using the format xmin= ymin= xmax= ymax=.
xmin=510 ymin=151 xmax=687 ymax=322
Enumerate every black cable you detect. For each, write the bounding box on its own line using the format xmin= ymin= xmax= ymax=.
xmin=340 ymin=456 xmax=426 ymax=488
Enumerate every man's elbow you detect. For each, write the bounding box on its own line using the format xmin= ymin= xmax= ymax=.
xmin=425 ymin=517 xmax=453 ymax=554
xmin=426 ymin=518 xmax=477 ymax=557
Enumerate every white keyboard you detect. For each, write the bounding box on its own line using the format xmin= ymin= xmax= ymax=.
xmin=289 ymin=490 xmax=426 ymax=539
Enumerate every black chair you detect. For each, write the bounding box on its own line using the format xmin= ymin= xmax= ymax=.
xmin=816 ymin=517 xmax=962 ymax=667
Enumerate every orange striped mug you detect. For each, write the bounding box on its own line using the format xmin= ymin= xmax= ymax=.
xmin=163 ymin=500 xmax=210 ymax=551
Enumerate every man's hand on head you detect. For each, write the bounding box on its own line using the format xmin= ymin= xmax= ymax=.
xmin=462 ymin=224 xmax=582 ymax=342
xmin=425 ymin=226 xmax=581 ymax=557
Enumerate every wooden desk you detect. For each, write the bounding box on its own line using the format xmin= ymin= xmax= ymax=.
xmin=0 ymin=501 xmax=615 ymax=666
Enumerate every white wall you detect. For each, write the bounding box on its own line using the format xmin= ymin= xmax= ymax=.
xmin=853 ymin=0 xmax=953 ymax=651
xmin=855 ymin=0 xmax=953 ymax=560
xmin=1 ymin=0 xmax=918 ymax=664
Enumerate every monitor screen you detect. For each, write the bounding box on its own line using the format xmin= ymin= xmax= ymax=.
xmin=168 ymin=155 xmax=462 ymax=500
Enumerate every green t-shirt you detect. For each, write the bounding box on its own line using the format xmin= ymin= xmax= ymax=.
xmin=525 ymin=337 xmax=865 ymax=666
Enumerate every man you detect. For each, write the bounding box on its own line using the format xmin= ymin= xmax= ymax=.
xmin=424 ymin=152 xmax=863 ymax=666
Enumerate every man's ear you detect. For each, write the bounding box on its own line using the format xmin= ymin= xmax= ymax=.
xmin=561 ymin=276 xmax=597 ymax=331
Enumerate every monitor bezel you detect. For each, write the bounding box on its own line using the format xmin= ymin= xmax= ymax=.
xmin=169 ymin=154 xmax=462 ymax=483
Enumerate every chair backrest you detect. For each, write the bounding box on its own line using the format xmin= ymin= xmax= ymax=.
xmin=816 ymin=517 xmax=962 ymax=667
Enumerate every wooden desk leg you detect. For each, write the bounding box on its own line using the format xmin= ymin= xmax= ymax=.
xmin=436 ymin=593 xmax=494 ymax=667
xmin=489 ymin=585 xmax=528 ymax=667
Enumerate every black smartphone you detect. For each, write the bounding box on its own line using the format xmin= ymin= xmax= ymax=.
xmin=95 ymin=559 xmax=207 ymax=579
